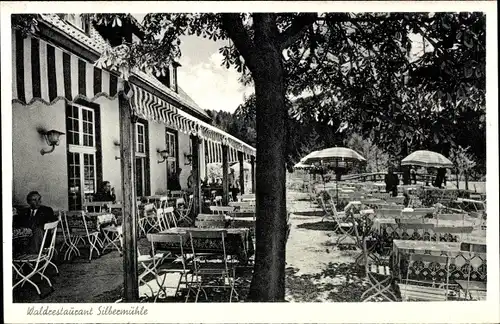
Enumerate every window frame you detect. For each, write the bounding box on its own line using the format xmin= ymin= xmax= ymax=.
xmin=64 ymin=14 xmax=90 ymax=34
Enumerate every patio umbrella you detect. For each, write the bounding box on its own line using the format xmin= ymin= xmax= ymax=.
xmin=302 ymin=147 xmax=367 ymax=204
xmin=230 ymin=161 xmax=251 ymax=173
xmin=401 ymin=150 xmax=453 ymax=169
xmin=294 ymin=162 xmax=312 ymax=170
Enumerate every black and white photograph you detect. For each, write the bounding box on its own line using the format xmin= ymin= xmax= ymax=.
xmin=2 ymin=1 xmax=498 ymax=323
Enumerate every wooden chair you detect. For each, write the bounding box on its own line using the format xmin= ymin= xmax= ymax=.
xmin=209 ymin=206 xmax=235 ymax=216
xmin=65 ymin=211 xmax=102 ymax=261
xmin=327 ymin=198 xmax=358 ymax=245
xmin=83 ymin=201 xmax=110 ymax=213
xmin=187 ymin=229 xmax=237 ymax=302
xmin=147 ymin=233 xmax=193 ymax=301
xmin=12 ymin=220 xmax=59 ymax=296
xmin=397 ymin=253 xmax=453 ymax=301
xmin=176 ymin=196 xmax=193 ymax=225
xmin=354 ymin=225 xmax=397 ymax=302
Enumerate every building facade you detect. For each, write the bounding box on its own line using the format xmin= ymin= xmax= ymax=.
xmin=11 ymin=14 xmax=255 ymax=211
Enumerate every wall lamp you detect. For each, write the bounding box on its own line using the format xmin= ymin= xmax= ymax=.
xmin=157 ymin=149 xmax=169 ymax=164
xmin=40 ymin=130 xmax=65 ymax=155
xmin=184 ymin=152 xmax=193 ymax=166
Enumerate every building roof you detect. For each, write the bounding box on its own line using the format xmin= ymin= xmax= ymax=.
xmin=38 ymin=14 xmax=210 ymax=120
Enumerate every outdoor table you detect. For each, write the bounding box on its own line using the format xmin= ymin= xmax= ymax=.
xmin=85 ymin=212 xmax=116 ymax=230
xmin=228 ymin=211 xmax=256 ymax=218
xmin=155 ymin=227 xmax=254 ymax=263
xmin=13 ymin=227 xmax=33 ymax=256
xmin=225 ymin=215 xmax=256 ymax=235
xmin=372 ymin=218 xmax=475 ymax=244
xmin=392 ymin=239 xmax=487 ymax=282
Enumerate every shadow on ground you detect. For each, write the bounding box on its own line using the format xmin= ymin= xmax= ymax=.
xmin=285 ymin=262 xmax=368 ymax=302
xmin=296 ymin=221 xmax=337 ymax=231
xmin=292 ymin=210 xmax=324 ymax=217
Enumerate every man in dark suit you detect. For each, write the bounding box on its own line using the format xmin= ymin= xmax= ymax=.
xmin=15 ymin=191 xmax=58 ymax=253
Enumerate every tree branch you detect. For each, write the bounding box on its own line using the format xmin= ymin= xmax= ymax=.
xmin=278 ymin=13 xmax=318 ymax=51
xmin=220 ymin=13 xmax=257 ymax=72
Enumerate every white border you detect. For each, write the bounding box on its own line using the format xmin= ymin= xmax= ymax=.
xmin=2 ymin=1 xmax=498 ymax=324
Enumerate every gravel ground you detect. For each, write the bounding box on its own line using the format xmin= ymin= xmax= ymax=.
xmin=13 ymin=190 xmax=370 ymax=303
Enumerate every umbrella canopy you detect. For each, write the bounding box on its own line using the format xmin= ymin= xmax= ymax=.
xmin=401 ymin=150 xmax=453 ymax=169
xmin=294 ymin=162 xmax=312 ymax=169
xmin=230 ymin=161 xmax=251 ymax=173
xmin=302 ymin=147 xmax=366 ymax=166
xmin=300 ymin=150 xmax=322 ymax=164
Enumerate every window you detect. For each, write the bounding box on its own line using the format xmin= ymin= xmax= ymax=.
xmin=166 ymin=130 xmax=178 ymax=188
xmin=135 ymin=122 xmax=148 ymax=197
xmin=136 ymin=123 xmax=145 ymax=154
xmin=64 ymin=14 xmax=89 ymax=34
xmin=66 ymin=103 xmax=97 ymax=210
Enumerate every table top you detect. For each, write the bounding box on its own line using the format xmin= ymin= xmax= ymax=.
xmin=229 ymin=211 xmax=255 ymax=218
xmin=374 ymin=218 xmax=475 ymax=228
xmin=393 ymin=239 xmax=461 ymax=252
xmin=13 ymin=227 xmax=33 ymax=239
xmin=455 ymin=280 xmax=487 ymax=291
xmin=160 ymin=227 xmax=249 ymax=235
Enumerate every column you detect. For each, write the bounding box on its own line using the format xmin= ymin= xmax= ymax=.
xmin=118 ymin=91 xmax=138 ymax=302
xmin=250 ymin=155 xmax=256 ymax=194
xmin=222 ymin=144 xmax=229 ymax=205
xmin=238 ymin=151 xmax=245 ymax=195
xmin=191 ymin=134 xmax=202 ymax=218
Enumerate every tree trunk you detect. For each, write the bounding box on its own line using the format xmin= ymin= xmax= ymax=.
xmin=248 ymin=22 xmax=287 ymax=302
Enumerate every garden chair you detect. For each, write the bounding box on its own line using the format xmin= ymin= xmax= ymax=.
xmin=147 ymin=233 xmax=193 ymax=301
xmin=83 ymin=201 xmax=109 ymax=213
xmin=213 ymin=195 xmax=223 ymax=206
xmin=354 ymin=224 xmax=397 ymax=302
xmin=65 ymin=211 xmax=102 ymax=261
xmin=397 ymin=253 xmax=454 ymax=301
xmin=137 ymin=245 xmax=169 ymax=299
xmin=158 ymin=207 xmax=178 ymax=231
xmin=327 ymin=198 xmax=358 ymax=245
xmin=187 ymin=229 xmax=237 ymax=302
xmin=12 ymin=220 xmax=59 ymax=297
xmin=210 ymin=206 xmax=235 ymax=216
xmin=138 ymin=203 xmax=159 ymax=236
xmin=176 ymin=196 xmax=193 ymax=225
xmin=60 ymin=211 xmax=81 ymax=261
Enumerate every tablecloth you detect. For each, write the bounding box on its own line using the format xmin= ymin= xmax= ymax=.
xmin=392 ymin=239 xmax=487 ymax=282
xmin=372 ymin=218 xmax=475 ymax=243
xmin=13 ymin=227 xmax=33 ymax=256
xmin=154 ymin=227 xmax=254 ymax=263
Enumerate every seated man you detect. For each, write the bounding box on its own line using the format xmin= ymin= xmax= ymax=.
xmin=14 ymin=191 xmax=57 ymax=254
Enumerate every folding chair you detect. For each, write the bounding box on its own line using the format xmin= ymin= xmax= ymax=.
xmin=83 ymin=201 xmax=109 ymax=213
xmin=213 ymin=195 xmax=223 ymax=206
xmin=101 ymin=219 xmax=123 ymax=255
xmin=138 ymin=203 xmax=159 ymax=236
xmin=137 ymin=246 xmax=170 ymax=299
xmin=12 ymin=220 xmax=59 ymax=296
xmin=210 ymin=206 xmax=235 ymax=216
xmin=148 ymin=233 xmax=194 ymax=302
xmin=158 ymin=207 xmax=178 ymax=231
xmin=354 ymin=225 xmax=397 ymax=302
xmin=397 ymin=253 xmax=454 ymax=301
xmin=176 ymin=196 xmax=193 ymax=225
xmin=327 ymin=198 xmax=358 ymax=245
xmin=187 ymin=229 xmax=237 ymax=302
xmin=65 ymin=211 xmax=102 ymax=261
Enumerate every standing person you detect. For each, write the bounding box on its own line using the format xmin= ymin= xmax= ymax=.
xmin=187 ymin=169 xmax=194 ymax=192
xmin=14 ymin=191 xmax=58 ymax=253
xmin=228 ymin=168 xmax=239 ymax=201
xmin=93 ymin=180 xmax=116 ymax=203
xmin=410 ymin=167 xmax=417 ymax=184
xmin=433 ymin=168 xmax=447 ymax=189
xmin=384 ymin=168 xmax=400 ymax=197
xmin=168 ymin=167 xmax=182 ymax=191
xmin=402 ymin=166 xmax=410 ymax=185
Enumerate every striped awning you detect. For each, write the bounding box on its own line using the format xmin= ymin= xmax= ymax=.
xmin=11 ymin=29 xmax=256 ymax=157
xmin=12 ymin=31 xmax=120 ymax=106
xmin=129 ymin=84 xmax=197 ymax=135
